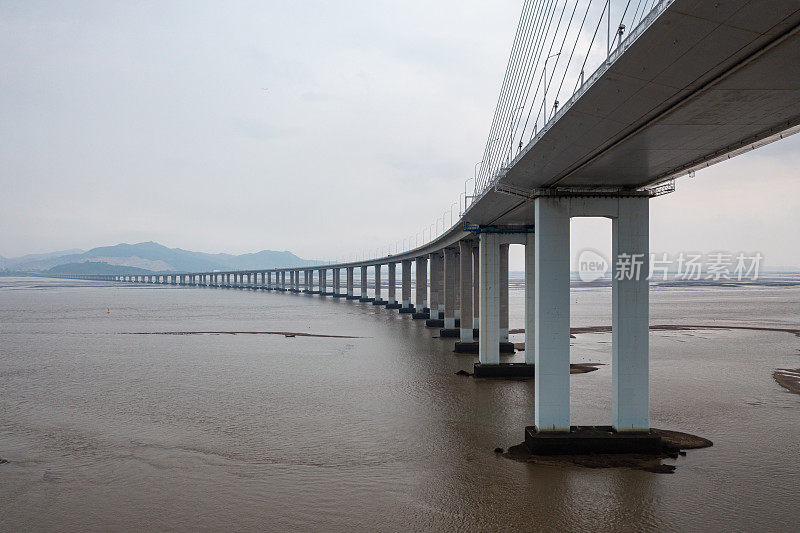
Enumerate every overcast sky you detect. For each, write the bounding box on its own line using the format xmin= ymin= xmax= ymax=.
xmin=2 ymin=1 xmax=799 ymax=269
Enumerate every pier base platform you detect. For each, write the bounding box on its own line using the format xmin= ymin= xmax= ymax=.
xmin=412 ymin=311 xmax=430 ymax=319
xmin=386 ymin=303 xmax=402 ymax=309
xmin=473 ymin=362 xmax=532 ymax=378
xmin=359 ymin=297 xmax=375 ymax=302
xmin=524 ymin=426 xmax=662 ymax=455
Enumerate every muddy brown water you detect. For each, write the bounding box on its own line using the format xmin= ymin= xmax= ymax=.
xmin=1 ymin=277 xmax=799 ymax=531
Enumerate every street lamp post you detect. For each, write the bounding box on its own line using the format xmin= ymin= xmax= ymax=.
xmin=543 ymin=52 xmax=561 ymax=127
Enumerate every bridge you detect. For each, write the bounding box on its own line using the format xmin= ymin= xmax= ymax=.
xmin=55 ymin=1 xmax=800 ymax=442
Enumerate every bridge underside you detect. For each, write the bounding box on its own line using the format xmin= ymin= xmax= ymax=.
xmin=467 ymin=0 xmax=800 ymax=226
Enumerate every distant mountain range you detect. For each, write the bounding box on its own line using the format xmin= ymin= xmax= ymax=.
xmin=0 ymin=241 xmax=320 ymax=275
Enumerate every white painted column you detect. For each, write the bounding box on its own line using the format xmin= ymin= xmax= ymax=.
xmin=454 ymin=250 xmax=461 ymax=320
xmin=473 ymin=246 xmax=480 ymax=330
xmin=428 ymin=252 xmax=442 ymax=319
xmin=459 ymin=240 xmax=473 ymax=342
xmin=401 ymin=260 xmax=411 ymax=308
xmin=360 ymin=265 xmax=368 ymax=299
xmin=415 ymin=256 xmax=427 ymax=312
xmin=346 ymin=267 xmax=354 ymax=297
xmin=612 ymin=197 xmax=650 ymax=432
xmin=443 ymin=248 xmax=457 ymax=329
xmin=524 ymin=232 xmax=536 ymax=364
xmin=478 ymin=233 xmax=500 ymax=364
xmin=387 ymin=263 xmax=396 ymax=304
xmin=374 ymin=264 xmax=382 ymax=301
xmin=534 ymin=197 xmax=571 ymax=432
xmin=499 ymin=243 xmax=509 ymax=341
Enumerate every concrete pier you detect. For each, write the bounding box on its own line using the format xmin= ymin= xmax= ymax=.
xmin=319 ymin=268 xmax=327 ymax=295
xmin=359 ymin=266 xmax=372 ymax=301
xmin=473 ymin=246 xmax=480 ymax=330
xmin=499 ymin=243 xmax=509 ymax=342
xmin=428 ymin=252 xmax=443 ymax=319
xmin=414 ymin=256 xmax=427 ymax=313
xmin=443 ymin=248 xmax=457 ymax=329
xmin=401 ymin=260 xmax=412 ymax=309
xmin=478 ymin=233 xmax=500 ymax=365
xmin=387 ymin=262 xmax=398 ymax=306
xmin=535 ymin=197 xmax=571 ymax=432
xmin=333 ymin=268 xmax=341 ymax=296
xmin=459 ymin=240 xmax=474 ymax=342
xmin=524 ymin=233 xmax=535 ymax=364
xmin=373 ymin=264 xmax=386 ymax=304
xmin=612 ymin=197 xmax=650 ymax=432
xmin=346 ymin=267 xmax=356 ymax=299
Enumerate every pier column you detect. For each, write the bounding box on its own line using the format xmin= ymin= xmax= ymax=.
xmin=347 ymin=267 xmax=354 ymax=297
xmin=360 ymin=266 xmax=368 ymax=299
xmin=534 ymin=197 xmax=571 ymax=432
xmin=524 ymin=233 xmax=536 ymax=364
xmin=459 ymin=240 xmax=474 ymax=342
xmin=401 ymin=260 xmax=412 ymax=308
xmin=454 ymin=251 xmax=461 ymax=319
xmin=612 ymin=197 xmax=650 ymax=432
xmin=333 ymin=268 xmax=340 ymax=295
xmin=443 ymin=248 xmax=458 ymax=328
xmin=374 ymin=264 xmax=382 ymax=302
xmin=473 ymin=245 xmax=480 ymax=329
xmin=387 ymin=262 xmax=397 ymax=304
xmin=428 ymin=252 xmax=443 ymax=319
xmin=478 ymin=233 xmax=500 ymax=364
xmin=499 ymin=243 xmax=509 ymax=341
xmin=319 ymin=268 xmax=327 ymax=294
xmin=414 ymin=256 xmax=427 ymax=312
